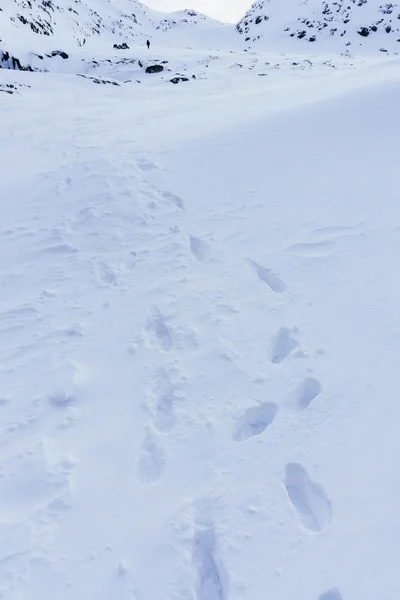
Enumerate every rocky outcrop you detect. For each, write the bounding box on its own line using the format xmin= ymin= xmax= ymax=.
xmin=51 ymin=50 xmax=69 ymax=58
xmin=170 ymin=76 xmax=189 ymax=84
xmin=236 ymin=0 xmax=400 ymax=52
xmin=146 ymin=64 xmax=164 ymax=73
xmin=0 ymin=50 xmax=33 ymax=71
xmin=113 ymin=43 xmax=129 ymax=50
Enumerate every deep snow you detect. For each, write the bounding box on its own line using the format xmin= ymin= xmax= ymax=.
xmin=1 ymin=5 xmax=400 ymax=600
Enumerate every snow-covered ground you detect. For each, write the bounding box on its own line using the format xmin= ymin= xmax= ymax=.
xmin=1 ymin=19 xmax=400 ymax=600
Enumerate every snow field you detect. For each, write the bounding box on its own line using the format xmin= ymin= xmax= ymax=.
xmin=1 ymin=28 xmax=400 ymax=600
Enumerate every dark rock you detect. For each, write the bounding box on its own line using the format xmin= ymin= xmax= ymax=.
xmin=358 ymin=27 xmax=370 ymax=37
xmin=309 ymin=35 xmax=316 ymax=41
xmin=0 ymin=50 xmax=33 ymax=71
xmin=12 ymin=57 xmax=22 ymax=70
xmin=170 ymin=77 xmax=189 ymax=84
xmin=138 ymin=60 xmax=143 ymax=68
xmin=146 ymin=64 xmax=164 ymax=74
xmin=77 ymin=74 xmax=120 ymax=86
xmin=297 ymin=30 xmax=307 ymax=39
xmin=113 ymin=42 xmax=129 ymax=50
xmin=371 ymin=25 xmax=378 ymax=32
xmin=0 ymin=82 xmax=28 ymax=94
xmin=0 ymin=83 xmax=17 ymax=94
xmin=51 ymin=50 xmax=69 ymax=59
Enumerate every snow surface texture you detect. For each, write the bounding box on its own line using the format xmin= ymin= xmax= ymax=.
xmin=237 ymin=0 xmax=400 ymax=52
xmin=2 ymin=1 xmax=400 ymax=599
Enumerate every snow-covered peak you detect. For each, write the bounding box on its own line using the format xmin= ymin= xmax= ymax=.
xmin=0 ymin=0 xmax=226 ymax=55
xmin=236 ymin=0 xmax=400 ymax=53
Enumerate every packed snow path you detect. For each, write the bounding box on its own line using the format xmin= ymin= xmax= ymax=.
xmin=1 ymin=48 xmax=400 ymax=600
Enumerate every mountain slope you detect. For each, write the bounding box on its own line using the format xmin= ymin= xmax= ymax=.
xmin=0 ymin=0 xmax=227 ymax=55
xmin=237 ymin=0 xmax=400 ymax=52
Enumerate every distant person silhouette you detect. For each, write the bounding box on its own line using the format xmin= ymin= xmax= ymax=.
xmin=146 ymin=39 xmax=150 ymax=50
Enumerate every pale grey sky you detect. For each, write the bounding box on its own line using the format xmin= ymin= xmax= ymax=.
xmin=144 ymin=0 xmax=250 ymax=23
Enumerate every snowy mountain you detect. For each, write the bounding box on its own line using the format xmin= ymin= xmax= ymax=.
xmin=236 ymin=0 xmax=400 ymax=52
xmin=2 ymin=0 xmax=399 ymax=67
xmin=0 ymin=0 xmax=230 ymax=68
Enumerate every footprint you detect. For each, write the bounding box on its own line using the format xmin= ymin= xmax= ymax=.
xmin=57 ymin=177 xmax=72 ymax=194
xmin=291 ymin=378 xmax=322 ymax=410
xmin=161 ymin=190 xmax=185 ymax=210
xmin=271 ymin=327 xmax=298 ymax=364
xmin=147 ymin=308 xmax=172 ymax=351
xmin=73 ymin=206 xmax=98 ymax=227
xmin=189 ymin=236 xmax=208 ymax=262
xmin=151 ymin=369 xmax=176 ymax=433
xmin=124 ymin=251 xmax=137 ymax=272
xmin=245 ymin=259 xmax=286 ymax=293
xmin=48 ymin=391 xmax=76 ymax=408
xmin=193 ymin=526 xmax=227 ymax=600
xmin=137 ymin=430 xmax=165 ymax=484
xmin=233 ymin=402 xmax=278 ymax=442
xmin=136 ymin=157 xmax=158 ymax=172
xmin=95 ymin=260 xmax=118 ymax=286
xmin=284 ymin=463 xmax=332 ymax=532
xmin=319 ymin=590 xmax=343 ymax=600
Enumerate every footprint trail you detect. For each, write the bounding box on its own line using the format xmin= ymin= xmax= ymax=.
xmin=233 ymin=402 xmax=278 ymax=442
xmin=284 ymin=463 xmax=332 ymax=532
xmin=245 ymin=259 xmax=286 ymax=293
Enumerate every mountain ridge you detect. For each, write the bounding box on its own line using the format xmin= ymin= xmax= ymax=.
xmin=236 ymin=0 xmax=400 ymax=52
xmin=1 ymin=0 xmax=399 ymax=73
xmin=0 ymin=0 xmax=225 ymax=53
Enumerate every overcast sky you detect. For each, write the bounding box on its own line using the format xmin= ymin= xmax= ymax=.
xmin=144 ymin=0 xmax=251 ymax=23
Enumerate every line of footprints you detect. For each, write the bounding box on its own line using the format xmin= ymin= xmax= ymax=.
xmin=241 ymin=260 xmax=332 ymax=533
xmin=237 ymin=259 xmax=339 ymax=600
xmin=133 ymin=172 xmax=338 ymax=599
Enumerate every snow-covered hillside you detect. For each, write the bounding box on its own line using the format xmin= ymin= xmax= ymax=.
xmin=237 ymin=0 xmax=400 ymax=53
xmin=0 ymin=0 xmax=232 ymax=66
xmin=2 ymin=0 xmax=400 ymax=598
xmin=2 ymin=0 xmax=399 ymax=72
